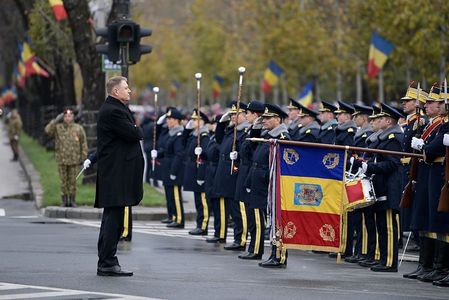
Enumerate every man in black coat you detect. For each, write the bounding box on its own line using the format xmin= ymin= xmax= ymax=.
xmin=317 ymin=101 xmax=338 ymax=144
xmin=95 ymin=76 xmax=144 ymax=277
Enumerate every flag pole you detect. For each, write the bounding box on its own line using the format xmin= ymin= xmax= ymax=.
xmin=151 ymin=87 xmax=159 ymax=172
xmin=231 ymin=66 xmax=246 ymax=174
xmin=195 ymin=73 xmax=202 ymax=167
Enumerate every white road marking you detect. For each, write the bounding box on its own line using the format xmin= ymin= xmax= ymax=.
xmin=0 ymin=209 xmax=5 ymax=216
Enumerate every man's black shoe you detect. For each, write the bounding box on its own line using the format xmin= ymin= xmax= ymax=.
xmin=238 ymin=252 xmax=262 ymax=260
xmin=370 ymin=265 xmax=397 ymax=272
xmin=344 ymin=255 xmax=361 ymax=263
xmin=97 ymin=265 xmax=133 ymax=277
xmin=188 ymin=228 xmax=208 ymax=235
xmin=403 ymin=265 xmax=423 ymax=279
xmin=328 ymin=252 xmax=345 ymax=259
xmin=417 ymin=269 xmax=448 ymax=282
xmin=224 ymin=243 xmax=245 ymax=251
xmin=161 ymin=218 xmax=172 ymax=224
xmin=359 ymin=259 xmax=378 ymax=267
xmin=433 ymin=274 xmax=449 ymax=287
xmin=166 ymin=222 xmax=184 ymax=228
xmin=258 ymin=257 xmax=287 ymax=269
xmin=119 ymin=236 xmax=131 ymax=242
xmin=206 ymin=237 xmax=225 ymax=243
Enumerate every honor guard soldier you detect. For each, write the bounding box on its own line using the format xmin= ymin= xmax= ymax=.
xmin=317 ymin=101 xmax=338 ymax=144
xmin=295 ymin=106 xmax=320 ymax=142
xmin=45 ymin=108 xmax=88 ymax=207
xmin=213 ymin=102 xmax=250 ymax=250
xmin=235 ymin=100 xmax=265 ymax=259
xmin=7 ymin=108 xmax=22 ymax=161
xmin=204 ymin=115 xmax=228 ymax=243
xmin=354 ymin=103 xmax=404 ymax=272
xmin=286 ymin=98 xmax=303 ymax=139
xmin=246 ymin=104 xmax=290 ymax=268
xmin=408 ymin=86 xmax=449 ymax=283
xmin=162 ymin=108 xmax=186 ymax=228
xmin=183 ymin=109 xmax=211 ymax=235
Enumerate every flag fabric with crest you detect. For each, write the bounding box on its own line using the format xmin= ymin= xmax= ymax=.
xmin=262 ymin=61 xmax=284 ymax=94
xmin=297 ymin=81 xmax=313 ymax=107
xmin=273 ymin=143 xmax=346 ymax=251
xmin=49 ymin=0 xmax=68 ymax=21
xmin=367 ymin=32 xmax=394 ymax=79
xmin=213 ymin=75 xmax=224 ymax=100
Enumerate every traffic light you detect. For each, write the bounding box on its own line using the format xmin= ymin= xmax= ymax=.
xmin=95 ymin=24 xmax=120 ymax=63
xmin=129 ymin=25 xmax=152 ymax=63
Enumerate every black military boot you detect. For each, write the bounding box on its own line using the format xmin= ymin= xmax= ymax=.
xmin=418 ymin=241 xmax=449 ymax=282
xmin=433 ymin=273 xmax=449 ymax=287
xmin=68 ymin=195 xmax=76 ymax=207
xmin=414 ymin=237 xmax=436 ymax=280
xmin=403 ymin=237 xmax=426 ymax=279
xmin=60 ymin=195 xmax=68 ymax=207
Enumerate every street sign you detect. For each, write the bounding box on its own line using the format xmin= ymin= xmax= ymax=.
xmin=102 ymin=55 xmax=121 ymax=72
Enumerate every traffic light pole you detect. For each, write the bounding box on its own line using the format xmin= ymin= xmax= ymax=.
xmin=120 ymin=44 xmax=129 ymax=78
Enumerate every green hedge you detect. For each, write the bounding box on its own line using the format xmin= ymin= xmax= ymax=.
xmin=20 ymin=134 xmax=165 ymax=207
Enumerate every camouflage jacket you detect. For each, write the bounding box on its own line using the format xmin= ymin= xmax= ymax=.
xmin=45 ymin=121 xmax=88 ymax=165
xmin=7 ymin=115 xmax=22 ymax=139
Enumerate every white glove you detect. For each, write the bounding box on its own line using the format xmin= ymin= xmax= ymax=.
xmin=157 ymin=114 xmax=167 ymax=125
xmin=411 ymin=137 xmax=424 ymax=150
xmin=219 ymin=111 xmax=231 ymax=123
xmin=197 ymin=180 xmax=204 ymax=186
xmin=361 ymin=162 xmax=368 ymax=174
xmin=229 ymin=151 xmax=238 ymax=160
xmin=14 ymin=135 xmax=19 ymax=141
xmin=170 ymin=175 xmax=176 ymax=180
xmin=194 ymin=147 xmax=202 ymax=156
xmin=349 ymin=156 xmax=355 ymax=165
xmin=246 ymin=188 xmax=251 ymax=193
xmin=185 ymin=120 xmax=194 ymax=129
xmin=83 ymin=159 xmax=91 ymax=169
xmin=151 ymin=149 xmax=158 ymax=159
xmin=55 ymin=113 xmax=64 ymax=122
xmin=444 ymin=134 xmax=449 ymax=147
xmin=253 ymin=117 xmax=264 ymax=129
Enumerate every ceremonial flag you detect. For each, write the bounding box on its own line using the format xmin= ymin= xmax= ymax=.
xmin=212 ymin=75 xmax=224 ymax=100
xmin=170 ymin=80 xmax=180 ymax=99
xmin=274 ymin=143 xmax=346 ymax=252
xmin=297 ymin=81 xmax=313 ymax=107
xmin=367 ymin=32 xmax=394 ymax=79
xmin=18 ymin=40 xmax=50 ymax=79
xmin=262 ymin=60 xmax=284 ymax=94
xmin=49 ymin=0 xmax=68 ymax=21
xmin=1 ymin=86 xmax=18 ymax=104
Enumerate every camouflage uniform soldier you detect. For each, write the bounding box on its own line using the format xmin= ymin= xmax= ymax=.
xmin=7 ymin=109 xmax=22 ymax=161
xmin=45 ymin=109 xmax=87 ymax=207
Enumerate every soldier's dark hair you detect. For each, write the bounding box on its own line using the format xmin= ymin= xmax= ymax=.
xmin=106 ymin=76 xmax=127 ymax=95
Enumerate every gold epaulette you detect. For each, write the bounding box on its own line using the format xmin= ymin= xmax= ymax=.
xmin=388 ymin=133 xmax=395 ymax=139
xmin=348 ymin=128 xmax=354 ymax=133
xmin=306 ymin=129 xmax=311 ymax=134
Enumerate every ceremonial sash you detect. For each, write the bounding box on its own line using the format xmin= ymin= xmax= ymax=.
xmin=422 ymin=116 xmax=444 ymax=141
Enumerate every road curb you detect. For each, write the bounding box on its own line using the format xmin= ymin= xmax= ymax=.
xmin=18 ymin=144 xmax=43 ymax=209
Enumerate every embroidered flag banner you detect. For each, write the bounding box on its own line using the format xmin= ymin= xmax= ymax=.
xmin=275 ymin=143 xmax=346 ymax=252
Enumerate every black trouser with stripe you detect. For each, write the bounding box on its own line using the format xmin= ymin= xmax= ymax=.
xmin=361 ymin=207 xmax=377 ymax=260
xmin=97 ymin=207 xmax=124 ymax=268
xmin=227 ymin=197 xmax=247 ymax=246
xmin=375 ymin=208 xmax=399 ymax=268
xmin=211 ymin=197 xmax=229 ymax=240
xmin=121 ymin=206 xmax=132 ymax=241
xmin=165 ymin=185 xmax=184 ymax=225
xmin=194 ymin=192 xmax=209 ymax=231
xmin=164 ymin=186 xmax=175 ymax=221
xmin=247 ymin=208 xmax=265 ymax=255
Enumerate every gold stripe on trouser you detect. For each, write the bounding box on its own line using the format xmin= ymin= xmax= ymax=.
xmin=439 ymin=234 xmax=449 ymax=243
xmin=254 ymin=208 xmax=261 ymax=254
xmin=280 ymin=246 xmax=287 ymax=264
xmin=240 ymin=201 xmax=248 ymax=246
xmin=340 ymin=211 xmax=348 ymax=253
xmin=362 ymin=214 xmax=368 ymax=255
xmin=374 ymin=214 xmax=380 ymax=260
xmin=174 ymin=186 xmax=182 ymax=224
xmin=219 ymin=197 xmax=226 ymax=239
xmin=122 ymin=207 xmax=129 ymax=238
xmin=200 ymin=193 xmax=208 ymax=231
xmin=423 ymin=232 xmax=438 ymax=239
xmin=396 ymin=214 xmax=400 ymax=242
xmin=386 ymin=209 xmax=393 ymax=267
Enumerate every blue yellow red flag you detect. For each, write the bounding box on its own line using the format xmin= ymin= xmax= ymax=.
xmin=367 ymin=32 xmax=394 ymax=79
xmin=213 ymin=75 xmax=224 ymax=100
xmin=262 ymin=60 xmax=284 ymax=94
xmin=297 ymin=81 xmax=313 ymax=107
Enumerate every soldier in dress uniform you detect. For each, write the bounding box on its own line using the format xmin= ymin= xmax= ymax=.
xmin=344 ymin=104 xmax=374 ymax=264
xmin=212 ymin=102 xmax=250 ymax=250
xmin=45 ymin=108 xmax=88 ymax=207
xmin=161 ymin=108 xmax=186 ymax=228
xmin=408 ymin=86 xmax=449 ymax=283
xmin=354 ymin=103 xmax=404 ymax=272
xmin=246 ymin=104 xmax=290 ymax=268
xmin=183 ymin=109 xmax=211 ymax=235
xmin=295 ymin=106 xmax=320 ymax=142
xmin=317 ymin=101 xmax=338 ymax=144
xmin=286 ymin=98 xmax=303 ymax=140
xmin=7 ymin=108 xmax=22 ymax=161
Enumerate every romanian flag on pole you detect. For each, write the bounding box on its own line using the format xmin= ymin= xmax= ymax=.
xmin=262 ymin=60 xmax=284 ymax=94
xmin=297 ymin=81 xmax=314 ymax=107
xmin=212 ymin=75 xmax=224 ymax=100
xmin=49 ymin=0 xmax=68 ymax=21
xmin=367 ymin=32 xmax=394 ymax=79
xmin=170 ymin=80 xmax=180 ymax=99
xmin=273 ymin=143 xmax=346 ymax=252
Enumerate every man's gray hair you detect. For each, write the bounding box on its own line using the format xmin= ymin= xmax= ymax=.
xmin=106 ymin=76 xmax=127 ymax=95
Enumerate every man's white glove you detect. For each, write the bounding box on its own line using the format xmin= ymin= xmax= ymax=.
xmin=194 ymin=147 xmax=202 ymax=156
xmin=197 ymin=180 xmax=205 ymax=186
xmin=411 ymin=137 xmax=424 ymax=150
xmin=55 ymin=113 xmax=64 ymax=122
xmin=170 ymin=175 xmax=176 ymax=180
xmin=361 ymin=162 xmax=368 ymax=174
xmin=150 ymin=149 xmax=158 ymax=159
xmin=219 ymin=111 xmax=231 ymax=123
xmin=157 ymin=114 xmax=167 ymax=125
xmin=444 ymin=133 xmax=449 ymax=147
xmin=229 ymin=151 xmax=238 ymax=160
xmin=349 ymin=156 xmax=355 ymax=165
xmin=246 ymin=188 xmax=251 ymax=193
xmin=83 ymin=159 xmax=91 ymax=169
xmin=253 ymin=116 xmax=264 ymax=129
xmin=185 ymin=120 xmax=194 ymax=129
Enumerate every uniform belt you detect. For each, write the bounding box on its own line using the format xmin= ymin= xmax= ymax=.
xmin=400 ymin=157 xmax=411 ymax=165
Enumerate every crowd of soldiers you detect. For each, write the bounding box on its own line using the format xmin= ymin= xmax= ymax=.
xmin=147 ymin=83 xmax=449 ymax=286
